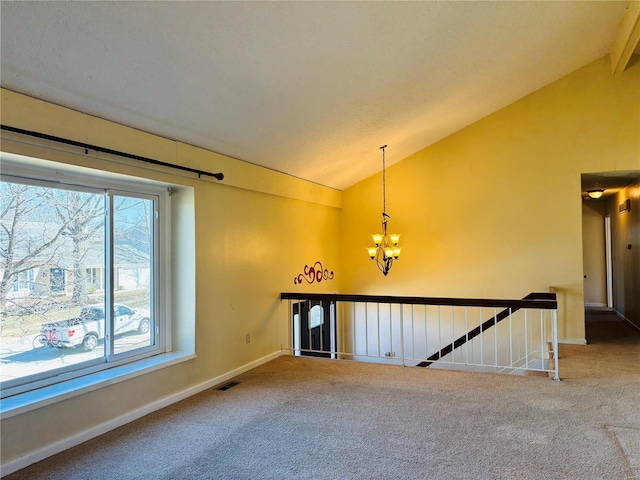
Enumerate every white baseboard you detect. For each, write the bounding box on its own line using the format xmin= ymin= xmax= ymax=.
xmin=349 ymin=354 xmax=403 ymax=366
xmin=558 ymin=337 xmax=587 ymax=345
xmin=1 ymin=350 xmax=283 ymax=477
xmin=585 ymin=302 xmax=607 ymax=308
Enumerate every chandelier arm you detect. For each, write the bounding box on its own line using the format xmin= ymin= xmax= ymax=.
xmin=374 ymin=247 xmax=393 ymax=276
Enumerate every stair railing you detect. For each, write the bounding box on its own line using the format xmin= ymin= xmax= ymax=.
xmin=281 ymin=292 xmax=559 ymax=380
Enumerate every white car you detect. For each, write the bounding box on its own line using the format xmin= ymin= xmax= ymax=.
xmin=39 ymin=304 xmax=151 ymax=351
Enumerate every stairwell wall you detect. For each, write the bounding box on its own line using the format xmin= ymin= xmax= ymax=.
xmin=340 ymin=56 xmax=640 ymax=344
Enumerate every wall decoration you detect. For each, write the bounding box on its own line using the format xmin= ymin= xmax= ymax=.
xmin=294 ymin=261 xmax=334 ymax=285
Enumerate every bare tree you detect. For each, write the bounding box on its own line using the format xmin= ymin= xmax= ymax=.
xmin=48 ymin=190 xmax=105 ymax=305
xmin=0 ymin=183 xmax=73 ymax=331
xmin=0 ymin=181 xmax=154 ymax=336
xmin=0 ymin=182 xmax=105 ymax=334
xmin=114 ymin=197 xmax=152 ymax=285
xmin=2 ymin=185 xmax=61 ymax=306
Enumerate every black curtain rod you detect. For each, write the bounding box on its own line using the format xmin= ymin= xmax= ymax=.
xmin=0 ymin=124 xmax=224 ymax=181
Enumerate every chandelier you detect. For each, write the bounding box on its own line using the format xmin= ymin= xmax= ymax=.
xmin=367 ymin=145 xmax=401 ymax=276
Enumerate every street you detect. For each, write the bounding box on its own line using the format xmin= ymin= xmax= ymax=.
xmin=0 ymin=332 xmax=149 ymax=383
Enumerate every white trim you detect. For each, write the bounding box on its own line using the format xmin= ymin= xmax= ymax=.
xmin=605 ymin=215 xmax=613 ymax=309
xmin=349 ymin=354 xmax=404 ymax=366
xmin=0 ymin=155 xmax=171 ymax=396
xmin=1 ymin=350 xmax=283 ymax=477
xmin=558 ymin=337 xmax=587 ymax=345
xmin=1 ymin=352 xmax=196 ymax=419
xmin=0 ymin=153 xmax=170 ymax=194
xmin=585 ymin=302 xmax=607 ymax=308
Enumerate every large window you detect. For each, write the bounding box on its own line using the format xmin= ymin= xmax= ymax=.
xmin=0 ymin=161 xmax=168 ymax=397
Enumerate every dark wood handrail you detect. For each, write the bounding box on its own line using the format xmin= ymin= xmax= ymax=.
xmin=280 ymin=292 xmax=557 ymax=310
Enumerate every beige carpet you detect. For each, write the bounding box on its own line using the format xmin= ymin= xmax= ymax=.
xmin=5 ymin=310 xmax=640 ymax=480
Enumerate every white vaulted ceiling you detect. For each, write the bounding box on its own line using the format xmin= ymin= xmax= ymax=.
xmin=0 ymin=1 xmax=632 ymax=189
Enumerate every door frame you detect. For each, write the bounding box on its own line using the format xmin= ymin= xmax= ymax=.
xmin=605 ymin=214 xmax=613 ymax=309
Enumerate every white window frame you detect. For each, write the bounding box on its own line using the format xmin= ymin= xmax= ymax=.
xmin=0 ymin=157 xmax=171 ymax=399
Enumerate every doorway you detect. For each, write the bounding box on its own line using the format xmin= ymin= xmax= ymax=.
xmin=581 ymin=200 xmax=608 ymax=309
xmin=581 ymin=170 xmax=640 ymax=339
xmin=604 ymin=215 xmax=613 ymax=309
xmin=292 ymin=300 xmax=336 ymax=358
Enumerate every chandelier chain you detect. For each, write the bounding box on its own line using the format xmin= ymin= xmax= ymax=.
xmin=380 ymin=144 xmax=387 ymax=214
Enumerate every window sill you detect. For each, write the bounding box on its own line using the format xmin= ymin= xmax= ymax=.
xmin=0 ymin=351 xmax=196 ymax=420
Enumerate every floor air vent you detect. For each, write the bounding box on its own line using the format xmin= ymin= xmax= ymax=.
xmin=217 ymin=381 xmax=240 ymax=391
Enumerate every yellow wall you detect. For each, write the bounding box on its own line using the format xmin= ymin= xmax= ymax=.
xmin=2 ymin=53 xmax=639 ymax=469
xmin=0 ymin=89 xmax=342 ymax=466
xmin=608 ymin=178 xmax=640 ymax=328
xmin=582 ymin=201 xmax=607 ymax=307
xmin=340 ymin=56 xmax=640 ymax=343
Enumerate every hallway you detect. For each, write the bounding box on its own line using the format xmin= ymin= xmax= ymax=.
xmin=586 ymin=309 xmax=640 ymax=346
xmin=558 ymin=309 xmax=640 ymax=381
